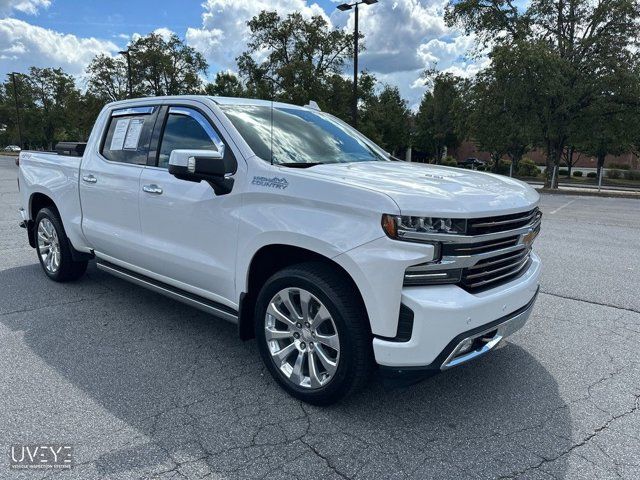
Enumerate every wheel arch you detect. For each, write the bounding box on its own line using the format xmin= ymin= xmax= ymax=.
xmin=237 ymin=244 xmax=370 ymax=341
xmin=27 ymin=192 xmax=58 ymax=248
xmin=28 ymin=191 xmax=92 ymax=261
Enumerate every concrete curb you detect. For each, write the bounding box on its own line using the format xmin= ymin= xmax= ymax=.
xmin=537 ymin=187 xmax=640 ymax=200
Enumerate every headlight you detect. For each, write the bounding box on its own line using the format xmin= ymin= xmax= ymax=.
xmin=381 ymin=214 xmax=466 ymax=240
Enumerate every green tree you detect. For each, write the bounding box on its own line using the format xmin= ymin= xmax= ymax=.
xmin=87 ymin=33 xmax=208 ymax=100
xmin=415 ymin=73 xmax=463 ymax=163
xmin=236 ymin=11 xmax=355 ymax=106
xmin=204 ymin=72 xmax=247 ymax=97
xmin=446 ymin=0 xmax=640 ymax=187
xmin=22 ymin=67 xmax=83 ymax=149
xmin=572 ymin=67 xmax=640 ymax=179
xmin=86 ymin=54 xmax=129 ymax=102
xmin=359 ymin=84 xmax=411 ymax=155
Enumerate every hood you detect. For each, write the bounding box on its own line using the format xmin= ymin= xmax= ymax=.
xmin=306 ymin=161 xmax=539 ymax=216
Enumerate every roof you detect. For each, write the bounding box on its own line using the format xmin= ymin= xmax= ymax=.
xmin=105 ymin=95 xmax=312 ymax=111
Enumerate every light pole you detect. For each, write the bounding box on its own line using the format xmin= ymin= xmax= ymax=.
xmin=118 ymin=48 xmax=134 ymax=98
xmin=337 ymin=0 xmax=378 ymax=129
xmin=9 ymin=72 xmax=24 ymax=149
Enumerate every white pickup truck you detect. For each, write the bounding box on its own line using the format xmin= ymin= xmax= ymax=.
xmin=17 ymin=96 xmax=541 ymax=405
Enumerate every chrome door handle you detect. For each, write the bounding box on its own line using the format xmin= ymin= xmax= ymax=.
xmin=82 ymin=174 xmax=97 ymax=184
xmin=142 ymin=184 xmax=163 ymax=195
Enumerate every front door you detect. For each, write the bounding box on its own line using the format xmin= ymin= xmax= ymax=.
xmin=137 ymin=105 xmax=240 ymax=306
xmin=80 ymin=106 xmax=158 ymax=265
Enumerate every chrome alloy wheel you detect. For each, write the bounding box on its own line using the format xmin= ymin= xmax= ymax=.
xmin=37 ymin=218 xmax=61 ymax=273
xmin=265 ymin=287 xmax=341 ymax=389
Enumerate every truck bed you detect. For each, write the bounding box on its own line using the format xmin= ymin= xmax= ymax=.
xmin=18 ymin=150 xmax=86 ymax=250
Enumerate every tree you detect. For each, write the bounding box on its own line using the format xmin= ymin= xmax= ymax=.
xmin=321 ymin=72 xmax=376 ymax=124
xmin=236 ymin=11 xmax=355 ymax=106
xmin=573 ymin=67 xmax=640 ymax=179
xmin=86 ymin=54 xmax=129 ymax=102
xmin=22 ymin=67 xmax=83 ymax=149
xmin=204 ymin=72 xmax=247 ymax=97
xmin=359 ymin=84 xmax=411 ymax=155
xmin=446 ymin=0 xmax=640 ymax=187
xmin=134 ymin=33 xmax=207 ymax=96
xmin=466 ymin=45 xmax=544 ymax=174
xmin=86 ymin=33 xmax=208 ymax=100
xmin=414 ymin=73 xmax=463 ymax=163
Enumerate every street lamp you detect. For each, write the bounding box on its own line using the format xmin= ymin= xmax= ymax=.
xmin=8 ymin=72 xmax=24 ymax=149
xmin=118 ymin=48 xmax=135 ymax=98
xmin=336 ymin=0 xmax=378 ymax=128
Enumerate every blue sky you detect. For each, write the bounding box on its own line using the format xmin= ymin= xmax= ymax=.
xmin=0 ymin=0 xmax=486 ymax=108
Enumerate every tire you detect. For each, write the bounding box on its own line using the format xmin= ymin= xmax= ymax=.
xmin=34 ymin=207 xmax=88 ymax=282
xmin=255 ymin=262 xmax=373 ymax=405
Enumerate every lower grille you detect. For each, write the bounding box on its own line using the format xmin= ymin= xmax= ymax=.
xmin=461 ymin=248 xmax=531 ymax=292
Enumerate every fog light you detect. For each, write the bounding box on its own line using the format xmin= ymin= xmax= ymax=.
xmin=457 ymin=338 xmax=474 ymax=354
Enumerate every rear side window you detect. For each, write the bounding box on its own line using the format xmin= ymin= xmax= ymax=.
xmin=158 ymin=108 xmax=223 ymax=168
xmin=101 ymin=107 xmax=156 ymax=165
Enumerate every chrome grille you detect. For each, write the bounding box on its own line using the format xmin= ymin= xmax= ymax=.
xmin=402 ymin=206 xmax=540 ymax=292
xmin=461 ymin=247 xmax=531 ymax=291
xmin=467 ymin=208 xmax=541 ymax=235
xmin=442 ymin=235 xmax=519 ymax=256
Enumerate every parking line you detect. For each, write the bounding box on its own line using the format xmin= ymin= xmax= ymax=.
xmin=549 ymin=199 xmax=577 ymax=214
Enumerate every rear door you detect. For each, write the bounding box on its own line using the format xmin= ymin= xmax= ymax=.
xmin=136 ymin=104 xmax=241 ymax=305
xmin=80 ymin=106 xmax=159 ymax=265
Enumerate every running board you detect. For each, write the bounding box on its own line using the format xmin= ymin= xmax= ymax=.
xmin=96 ymin=261 xmax=238 ymax=324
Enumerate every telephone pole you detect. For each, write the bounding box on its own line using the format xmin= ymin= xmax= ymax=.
xmin=9 ymin=72 xmax=24 ymax=149
xmin=118 ymin=49 xmax=134 ymax=98
xmin=336 ymin=0 xmax=378 ymax=128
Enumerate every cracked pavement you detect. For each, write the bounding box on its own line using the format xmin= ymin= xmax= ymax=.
xmin=1 ymin=156 xmax=639 ymax=479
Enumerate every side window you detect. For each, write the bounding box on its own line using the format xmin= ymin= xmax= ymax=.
xmin=158 ymin=108 xmax=224 ymax=168
xmin=101 ymin=107 xmax=156 ymax=165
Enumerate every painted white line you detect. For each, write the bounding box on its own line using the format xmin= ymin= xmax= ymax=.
xmin=549 ymin=199 xmax=577 ymax=214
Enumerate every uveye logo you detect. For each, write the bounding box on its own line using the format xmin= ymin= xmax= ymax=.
xmin=252 ymin=176 xmax=289 ymax=190
xmin=10 ymin=444 xmax=73 ymax=470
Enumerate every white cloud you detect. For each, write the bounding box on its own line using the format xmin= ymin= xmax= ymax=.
xmin=152 ymin=27 xmax=174 ymax=41
xmin=186 ymin=0 xmax=484 ymax=109
xmin=186 ymin=0 xmax=328 ymax=71
xmin=330 ymin=0 xmax=484 ymax=109
xmin=0 ymin=0 xmax=50 ymax=15
xmin=0 ymin=18 xmax=118 ymax=76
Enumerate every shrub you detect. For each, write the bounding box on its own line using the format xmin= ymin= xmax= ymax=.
xmin=441 ymin=156 xmax=458 ymax=167
xmin=609 ymin=162 xmax=630 ymax=170
xmin=573 ymin=171 xmax=583 ymax=177
xmin=558 ymin=169 xmax=568 ymax=176
xmin=623 ymin=170 xmax=640 ymax=181
xmin=586 ymin=172 xmax=597 ymax=178
xmin=517 ymin=158 xmax=540 ymax=177
xmin=606 ymin=169 xmax=622 ymax=179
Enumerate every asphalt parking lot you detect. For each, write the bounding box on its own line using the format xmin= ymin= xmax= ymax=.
xmin=1 ymin=155 xmax=639 ymax=479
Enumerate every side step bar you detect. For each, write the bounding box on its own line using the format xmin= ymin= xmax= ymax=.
xmin=96 ymin=261 xmax=238 ymax=324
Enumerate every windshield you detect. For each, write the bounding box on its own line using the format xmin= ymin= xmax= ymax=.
xmin=220 ymin=104 xmax=390 ymax=165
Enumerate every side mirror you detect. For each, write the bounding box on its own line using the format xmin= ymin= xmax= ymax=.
xmin=168 ymin=149 xmax=235 ymax=194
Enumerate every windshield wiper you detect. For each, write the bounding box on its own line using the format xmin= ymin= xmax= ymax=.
xmin=278 ymin=162 xmax=324 ymax=168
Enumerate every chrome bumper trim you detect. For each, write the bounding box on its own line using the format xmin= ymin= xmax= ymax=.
xmin=440 ymin=289 xmax=538 ymax=370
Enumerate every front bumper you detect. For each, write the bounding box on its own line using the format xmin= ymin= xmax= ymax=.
xmin=374 ymin=251 xmax=541 ymax=376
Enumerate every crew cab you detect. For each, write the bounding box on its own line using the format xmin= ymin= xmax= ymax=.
xmin=17 ymin=96 xmax=541 ymax=404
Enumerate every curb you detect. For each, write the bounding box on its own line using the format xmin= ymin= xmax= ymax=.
xmin=537 ymin=188 xmax=640 ymax=200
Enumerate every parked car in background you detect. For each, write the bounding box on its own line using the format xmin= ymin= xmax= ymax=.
xmin=4 ymin=145 xmax=21 ymax=152
xmin=17 ymin=95 xmax=541 ymax=405
xmin=458 ymin=157 xmax=485 ymax=169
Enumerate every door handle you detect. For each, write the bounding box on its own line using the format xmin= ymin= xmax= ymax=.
xmin=142 ymin=184 xmax=163 ymax=195
xmin=82 ymin=174 xmax=97 ymax=184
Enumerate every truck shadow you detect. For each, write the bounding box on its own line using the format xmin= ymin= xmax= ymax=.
xmin=0 ymin=262 xmax=571 ymax=479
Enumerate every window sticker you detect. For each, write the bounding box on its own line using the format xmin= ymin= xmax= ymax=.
xmin=124 ymin=118 xmax=145 ymax=150
xmin=110 ymin=118 xmax=130 ymax=150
